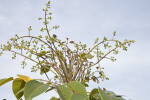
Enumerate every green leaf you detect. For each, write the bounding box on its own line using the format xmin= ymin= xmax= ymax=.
xmin=89 ymin=88 xmax=100 ymax=100
xmin=40 ymin=65 xmax=50 ymax=75
xmin=91 ymin=76 xmax=97 ymax=82
xmin=24 ymin=80 xmax=49 ymax=100
xmin=40 ymin=50 xmax=47 ymax=55
xmin=70 ymin=94 xmax=89 ymax=100
xmin=85 ymin=54 xmax=94 ymax=59
xmin=68 ymin=81 xmax=87 ymax=96
xmin=113 ymin=31 xmax=116 ymax=37
xmin=98 ymin=87 xmax=125 ymax=100
xmin=56 ymin=84 xmax=73 ymax=100
xmin=12 ymin=78 xmax=26 ymax=100
xmin=0 ymin=77 xmax=13 ymax=86
xmin=79 ymin=53 xmax=86 ymax=59
xmin=103 ymin=37 xmax=107 ymax=41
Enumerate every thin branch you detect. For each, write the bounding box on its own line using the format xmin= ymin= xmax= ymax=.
xmin=33 ymin=79 xmax=50 ymax=83
xmin=19 ymin=36 xmax=55 ymax=52
xmin=91 ymin=47 xmax=117 ymax=66
xmin=44 ymin=10 xmax=66 ymax=77
xmin=42 ymin=11 xmax=69 ymax=83
xmin=45 ymin=11 xmax=51 ymax=38
xmin=10 ymin=50 xmax=39 ymax=63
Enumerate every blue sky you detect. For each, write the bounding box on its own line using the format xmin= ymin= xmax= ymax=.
xmin=0 ymin=0 xmax=150 ymax=100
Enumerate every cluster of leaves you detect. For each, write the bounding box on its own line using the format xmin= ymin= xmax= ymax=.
xmin=0 ymin=75 xmax=53 ymax=100
xmin=0 ymin=76 xmax=125 ymax=100
xmin=55 ymin=81 xmax=125 ymax=100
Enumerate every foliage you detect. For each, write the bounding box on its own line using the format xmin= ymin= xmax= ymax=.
xmin=53 ymin=81 xmax=125 ymax=100
xmin=0 ymin=1 xmax=134 ymax=100
xmin=0 ymin=78 xmax=125 ymax=100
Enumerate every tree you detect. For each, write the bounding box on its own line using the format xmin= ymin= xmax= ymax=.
xmin=0 ymin=1 xmax=134 ymax=100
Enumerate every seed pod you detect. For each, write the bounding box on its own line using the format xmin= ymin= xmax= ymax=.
xmin=66 ymin=37 xmax=69 ymax=40
xmin=52 ymin=34 xmax=57 ymax=38
xmin=70 ymin=41 xmax=74 ymax=44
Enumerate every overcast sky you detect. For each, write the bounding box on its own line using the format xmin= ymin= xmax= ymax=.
xmin=0 ymin=0 xmax=150 ymax=100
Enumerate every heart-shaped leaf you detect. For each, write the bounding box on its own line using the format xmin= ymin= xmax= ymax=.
xmin=24 ymin=80 xmax=49 ymax=100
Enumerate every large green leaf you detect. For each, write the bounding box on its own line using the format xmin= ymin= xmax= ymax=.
xmin=12 ymin=78 xmax=26 ymax=100
xmin=0 ymin=77 xmax=13 ymax=86
xmin=24 ymin=80 xmax=49 ymax=100
xmin=98 ymin=87 xmax=125 ymax=100
xmin=68 ymin=81 xmax=87 ymax=96
xmin=56 ymin=84 xmax=73 ymax=100
xmin=70 ymin=94 xmax=89 ymax=100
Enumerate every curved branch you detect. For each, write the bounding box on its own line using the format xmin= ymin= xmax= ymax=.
xmin=91 ymin=47 xmax=117 ymax=66
xmin=19 ymin=36 xmax=55 ymax=52
xmin=10 ymin=50 xmax=38 ymax=63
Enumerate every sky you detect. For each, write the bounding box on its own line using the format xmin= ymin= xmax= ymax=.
xmin=0 ymin=0 xmax=150 ymax=100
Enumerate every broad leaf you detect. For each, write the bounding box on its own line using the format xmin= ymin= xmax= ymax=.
xmin=98 ymin=87 xmax=125 ymax=100
xmin=24 ymin=80 xmax=49 ymax=100
xmin=0 ymin=77 xmax=13 ymax=86
xmin=56 ymin=84 xmax=73 ymax=100
xmin=12 ymin=78 xmax=26 ymax=100
xmin=17 ymin=75 xmax=31 ymax=82
xmin=70 ymin=94 xmax=89 ymax=100
xmin=68 ymin=81 xmax=87 ymax=96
